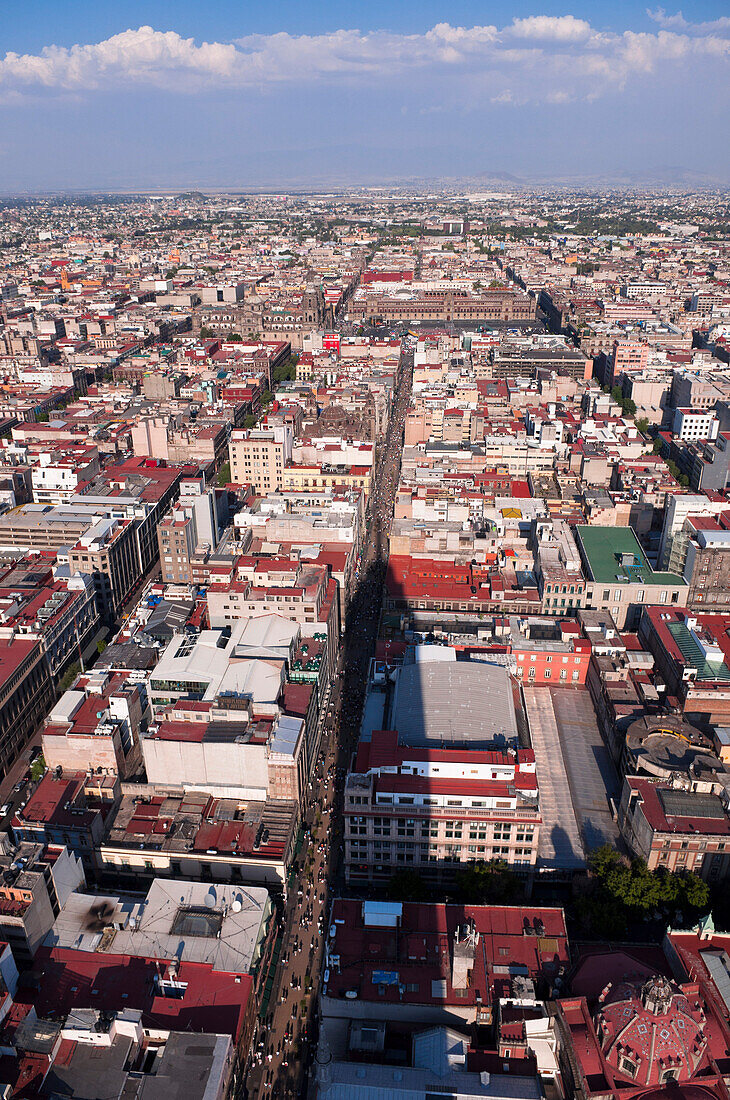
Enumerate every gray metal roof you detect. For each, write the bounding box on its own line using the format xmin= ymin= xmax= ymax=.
xmin=659 ymin=788 xmax=726 ymax=819
xmin=390 ymin=661 xmax=518 ymax=747
xmin=701 ymin=951 xmax=730 ymax=1015
xmin=317 ymin=1060 xmax=542 ymax=1100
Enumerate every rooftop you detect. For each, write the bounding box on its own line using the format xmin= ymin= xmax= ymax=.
xmin=389 ymin=661 xmax=518 ymax=747
xmin=46 ymin=878 xmax=271 ymax=974
xmin=324 ymin=899 xmax=569 ymax=1008
xmin=105 ymin=789 xmax=296 ymax=861
xmin=576 ymin=525 xmax=685 ymax=586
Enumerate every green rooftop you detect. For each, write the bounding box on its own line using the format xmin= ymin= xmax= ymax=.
xmin=576 ymin=525 xmax=685 ymax=587
xmin=667 ymin=620 xmax=730 ymax=681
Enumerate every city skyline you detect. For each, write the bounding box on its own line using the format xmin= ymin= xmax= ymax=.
xmin=1 ymin=2 xmax=730 ymax=190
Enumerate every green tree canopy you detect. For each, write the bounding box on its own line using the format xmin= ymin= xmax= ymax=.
xmin=576 ymin=845 xmax=710 ymax=938
xmin=454 ymin=859 xmax=522 ymax=904
xmin=386 ymin=869 xmax=427 ymax=902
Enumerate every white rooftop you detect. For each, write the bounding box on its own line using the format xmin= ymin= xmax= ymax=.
xmin=46 ymin=879 xmax=272 ymax=974
xmin=230 ymin=614 xmax=300 ymax=658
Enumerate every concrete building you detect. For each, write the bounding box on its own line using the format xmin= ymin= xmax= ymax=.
xmin=658 ymin=493 xmax=729 ymax=572
xmin=100 ymin=785 xmax=297 ymax=891
xmin=158 ymin=479 xmax=225 ymax=584
xmin=672 ymin=407 xmax=720 ymax=442
xmin=576 ymin=525 xmax=686 ymax=629
xmin=67 ymin=515 xmax=139 ymax=621
xmin=26 ymin=1020 xmax=236 ymax=1100
xmin=42 ymin=670 xmax=146 ymax=780
xmin=46 ymin=876 xmax=275 ymax=1000
xmin=0 ymin=839 xmax=84 ymax=965
xmin=638 ymin=607 xmax=730 ymax=728
xmin=12 ymin=771 xmax=117 ymax=870
xmin=228 ymin=424 xmax=293 ymax=493
xmin=320 ymin=899 xmax=568 ymax=1055
xmin=344 ymin=729 xmax=540 ymax=884
xmin=198 ymin=282 xmax=246 ymax=305
xmin=618 ymin=776 xmax=730 ymax=883
xmin=683 ymin=516 xmax=730 ymax=613
xmin=0 ymin=635 xmax=54 ymax=780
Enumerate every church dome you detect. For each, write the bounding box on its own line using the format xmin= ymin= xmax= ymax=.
xmin=594 ymin=976 xmax=708 ymax=1089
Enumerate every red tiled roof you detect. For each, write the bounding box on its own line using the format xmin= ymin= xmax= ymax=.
xmin=17 ymin=948 xmax=253 ymax=1041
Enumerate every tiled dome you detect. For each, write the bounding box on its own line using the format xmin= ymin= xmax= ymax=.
xmin=594 ymin=976 xmax=708 ymax=1089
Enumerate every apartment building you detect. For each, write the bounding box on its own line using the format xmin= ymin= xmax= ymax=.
xmin=576 ymin=525 xmax=686 ymax=629
xmin=657 ymin=492 xmax=730 ymax=572
xmin=344 ymin=729 xmax=540 ymax=883
xmin=158 ymin=509 xmax=197 ymax=583
xmin=672 ymin=407 xmax=720 ymax=442
xmin=0 ymin=567 xmax=99 ymax=681
xmin=682 ymin=516 xmax=730 ymax=613
xmin=228 ymin=424 xmax=293 ymax=492
xmin=0 ymin=839 xmax=84 ymax=965
xmin=42 ymin=670 xmax=146 ymax=780
xmin=12 ymin=771 xmax=117 ymax=869
xmin=67 ymin=515 xmax=139 ymax=621
xmin=618 ymin=776 xmax=730 ymax=883
xmin=0 ymin=635 xmax=54 ymax=779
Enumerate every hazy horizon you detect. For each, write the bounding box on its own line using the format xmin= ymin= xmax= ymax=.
xmin=2 ymin=1 xmax=730 ymax=190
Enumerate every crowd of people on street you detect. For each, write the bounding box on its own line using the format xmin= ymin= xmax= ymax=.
xmin=245 ymin=353 xmax=412 ymax=1099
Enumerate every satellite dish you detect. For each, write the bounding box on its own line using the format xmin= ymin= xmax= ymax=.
xmin=204 ymin=887 xmax=217 ymax=909
xmin=231 ymin=900 xmax=242 ymax=913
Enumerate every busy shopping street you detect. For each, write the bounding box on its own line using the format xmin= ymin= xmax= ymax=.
xmin=244 ymin=346 xmax=413 ymax=1099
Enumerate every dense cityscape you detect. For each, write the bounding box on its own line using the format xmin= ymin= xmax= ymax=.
xmin=0 ymin=186 xmax=728 ymax=1099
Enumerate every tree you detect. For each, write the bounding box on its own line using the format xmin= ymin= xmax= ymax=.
xmin=581 ymin=845 xmax=710 ymax=937
xmin=611 ymin=385 xmax=624 ymax=404
xmin=273 ymin=354 xmax=298 ymax=386
xmin=624 ymin=398 xmax=637 ymax=417
xmin=666 ymin=457 xmax=688 ymax=485
xmin=454 ymin=860 xmax=521 ymax=904
xmin=386 ymin=868 xmax=427 ymax=902
xmin=199 ymin=326 xmax=215 ymax=340
xmin=653 ymin=438 xmax=664 ymax=454
xmin=59 ymin=662 xmax=81 ymax=693
xmin=635 ymin=417 xmax=650 ymax=435
xmin=30 ymin=754 xmax=46 ymax=782
xmin=587 ymin=844 xmax=623 ymax=878
xmin=96 ymin=639 xmax=107 ymax=656
xmin=217 ymin=462 xmax=231 ymax=486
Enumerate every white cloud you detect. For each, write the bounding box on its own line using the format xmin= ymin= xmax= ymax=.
xmin=647 ymin=8 xmax=730 ymax=34
xmin=507 ymin=15 xmax=593 ymax=41
xmin=0 ymin=27 xmax=240 ymax=90
xmin=0 ymin=16 xmax=728 ymax=107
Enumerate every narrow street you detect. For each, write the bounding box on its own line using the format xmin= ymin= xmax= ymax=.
xmin=244 ymin=347 xmax=413 ymax=1099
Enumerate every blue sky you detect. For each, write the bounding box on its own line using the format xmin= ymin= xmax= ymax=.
xmin=1 ymin=2 xmax=729 ymax=190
